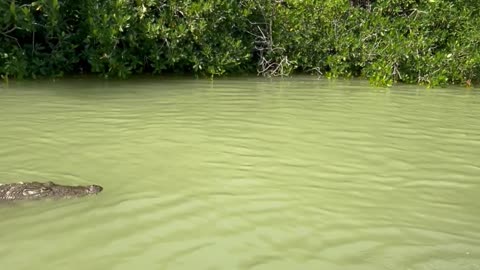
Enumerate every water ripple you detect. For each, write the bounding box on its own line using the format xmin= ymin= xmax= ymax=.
xmin=0 ymin=78 xmax=479 ymax=270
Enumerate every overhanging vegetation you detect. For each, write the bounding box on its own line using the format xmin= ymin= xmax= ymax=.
xmin=1 ymin=0 xmax=479 ymax=87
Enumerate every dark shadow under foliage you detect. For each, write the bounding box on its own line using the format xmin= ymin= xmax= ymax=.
xmin=1 ymin=0 xmax=479 ymax=87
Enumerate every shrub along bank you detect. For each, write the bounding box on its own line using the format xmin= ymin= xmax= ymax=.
xmin=1 ymin=0 xmax=479 ymax=87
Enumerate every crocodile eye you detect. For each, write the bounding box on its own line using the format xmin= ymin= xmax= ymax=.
xmin=23 ymin=189 xmax=40 ymax=195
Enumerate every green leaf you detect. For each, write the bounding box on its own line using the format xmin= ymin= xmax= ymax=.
xmin=9 ymin=1 xmax=16 ymax=20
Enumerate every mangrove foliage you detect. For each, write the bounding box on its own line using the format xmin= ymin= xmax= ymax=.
xmin=1 ymin=0 xmax=479 ymax=87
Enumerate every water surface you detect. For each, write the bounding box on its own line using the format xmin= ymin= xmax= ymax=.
xmin=0 ymin=77 xmax=479 ymax=270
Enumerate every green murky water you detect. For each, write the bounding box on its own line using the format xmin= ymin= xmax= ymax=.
xmin=0 ymin=77 xmax=479 ymax=270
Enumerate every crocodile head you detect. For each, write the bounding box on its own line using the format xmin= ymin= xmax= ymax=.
xmin=34 ymin=181 xmax=103 ymax=199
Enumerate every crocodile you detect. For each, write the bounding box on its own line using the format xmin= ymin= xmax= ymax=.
xmin=0 ymin=181 xmax=103 ymax=201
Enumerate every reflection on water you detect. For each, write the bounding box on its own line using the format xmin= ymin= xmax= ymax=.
xmin=0 ymin=77 xmax=479 ymax=270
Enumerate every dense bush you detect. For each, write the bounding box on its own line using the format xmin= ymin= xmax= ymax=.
xmin=1 ymin=0 xmax=479 ymax=87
